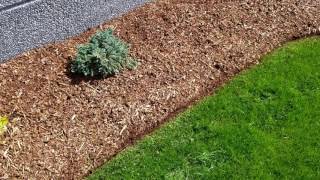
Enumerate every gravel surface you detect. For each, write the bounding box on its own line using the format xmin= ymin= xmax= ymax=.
xmin=0 ymin=0 xmax=150 ymax=62
xmin=0 ymin=0 xmax=319 ymax=179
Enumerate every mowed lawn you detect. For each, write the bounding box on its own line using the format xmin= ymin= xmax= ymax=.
xmin=89 ymin=37 xmax=320 ymax=179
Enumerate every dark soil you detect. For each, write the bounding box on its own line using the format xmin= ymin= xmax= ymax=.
xmin=0 ymin=0 xmax=319 ymax=179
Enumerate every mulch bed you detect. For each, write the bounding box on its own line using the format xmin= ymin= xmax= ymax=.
xmin=0 ymin=0 xmax=319 ymax=178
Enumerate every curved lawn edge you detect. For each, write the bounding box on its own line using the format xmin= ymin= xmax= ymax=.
xmin=88 ymin=37 xmax=320 ymax=179
xmin=1 ymin=1 xmax=320 ymax=178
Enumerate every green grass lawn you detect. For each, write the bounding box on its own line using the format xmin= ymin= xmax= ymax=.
xmin=89 ymin=37 xmax=320 ymax=179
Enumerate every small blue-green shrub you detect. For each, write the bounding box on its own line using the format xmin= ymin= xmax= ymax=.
xmin=71 ymin=28 xmax=137 ymax=77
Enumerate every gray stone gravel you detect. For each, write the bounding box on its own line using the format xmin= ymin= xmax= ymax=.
xmin=0 ymin=0 xmax=150 ymax=62
xmin=0 ymin=0 xmax=27 ymax=8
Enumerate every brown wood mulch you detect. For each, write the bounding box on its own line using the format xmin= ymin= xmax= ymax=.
xmin=0 ymin=0 xmax=319 ymax=179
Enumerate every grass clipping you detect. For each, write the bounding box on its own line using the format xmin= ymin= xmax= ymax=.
xmin=0 ymin=116 xmax=8 ymax=136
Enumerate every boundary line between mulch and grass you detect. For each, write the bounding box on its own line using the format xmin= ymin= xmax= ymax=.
xmin=88 ymin=37 xmax=320 ymax=177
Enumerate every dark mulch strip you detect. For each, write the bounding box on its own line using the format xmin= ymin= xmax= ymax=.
xmin=0 ymin=0 xmax=319 ymax=179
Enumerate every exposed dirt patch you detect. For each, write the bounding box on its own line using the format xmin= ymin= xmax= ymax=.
xmin=0 ymin=0 xmax=319 ymax=179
